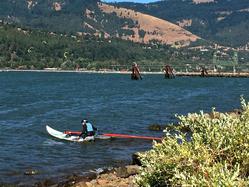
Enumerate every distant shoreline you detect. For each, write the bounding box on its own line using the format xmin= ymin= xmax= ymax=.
xmin=0 ymin=69 xmax=140 ymax=74
xmin=1 ymin=69 xmax=249 ymax=77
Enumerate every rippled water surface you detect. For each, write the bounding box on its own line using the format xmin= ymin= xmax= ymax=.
xmin=0 ymin=72 xmax=248 ymax=184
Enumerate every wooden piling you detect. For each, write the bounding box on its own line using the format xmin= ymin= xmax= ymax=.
xmin=131 ymin=63 xmax=142 ymax=80
xmin=164 ymin=65 xmax=175 ymax=79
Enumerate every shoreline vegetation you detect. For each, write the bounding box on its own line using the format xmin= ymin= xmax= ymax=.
xmin=2 ymin=68 xmax=249 ymax=77
xmin=74 ymin=101 xmax=248 ymax=187
xmin=1 ymin=22 xmax=249 ymax=77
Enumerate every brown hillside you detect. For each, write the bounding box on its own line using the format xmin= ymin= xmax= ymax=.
xmin=98 ymin=3 xmax=200 ymax=47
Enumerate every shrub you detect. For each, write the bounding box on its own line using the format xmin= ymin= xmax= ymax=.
xmin=138 ymin=29 xmax=146 ymax=39
xmin=136 ymin=98 xmax=249 ymax=186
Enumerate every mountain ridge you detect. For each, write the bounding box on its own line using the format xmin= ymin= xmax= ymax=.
xmin=115 ymin=0 xmax=249 ymax=47
xmin=0 ymin=0 xmax=201 ymax=47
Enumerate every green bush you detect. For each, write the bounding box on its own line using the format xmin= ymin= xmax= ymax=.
xmin=136 ymin=98 xmax=249 ymax=186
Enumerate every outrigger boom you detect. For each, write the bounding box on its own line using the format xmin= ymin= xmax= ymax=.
xmin=64 ymin=131 xmax=162 ymax=140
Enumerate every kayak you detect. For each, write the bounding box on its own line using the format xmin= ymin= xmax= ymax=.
xmin=46 ymin=125 xmax=110 ymax=142
xmin=46 ymin=125 xmax=162 ymax=142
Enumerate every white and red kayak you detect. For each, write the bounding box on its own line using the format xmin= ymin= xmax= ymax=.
xmin=46 ymin=125 xmax=110 ymax=142
xmin=46 ymin=125 xmax=162 ymax=142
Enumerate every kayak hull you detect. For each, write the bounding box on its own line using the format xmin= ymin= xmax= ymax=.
xmin=46 ymin=125 xmax=109 ymax=142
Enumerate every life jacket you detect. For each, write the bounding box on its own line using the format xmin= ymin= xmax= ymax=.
xmin=86 ymin=123 xmax=94 ymax=132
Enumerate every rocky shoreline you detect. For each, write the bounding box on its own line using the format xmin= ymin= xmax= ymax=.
xmin=1 ymin=166 xmax=139 ymax=187
xmin=0 ymin=153 xmax=141 ymax=187
xmin=35 ymin=165 xmax=140 ymax=187
xmin=72 ymin=165 xmax=139 ymax=187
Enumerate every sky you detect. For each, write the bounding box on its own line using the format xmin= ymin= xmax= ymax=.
xmin=103 ymin=0 xmax=159 ymax=3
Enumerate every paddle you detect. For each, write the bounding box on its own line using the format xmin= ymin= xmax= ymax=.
xmin=102 ymin=133 xmax=162 ymax=141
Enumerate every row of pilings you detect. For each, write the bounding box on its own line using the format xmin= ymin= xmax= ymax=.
xmin=130 ymin=64 xmax=249 ymax=80
xmin=131 ymin=63 xmax=178 ymax=80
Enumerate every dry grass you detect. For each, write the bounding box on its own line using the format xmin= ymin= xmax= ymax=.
xmin=98 ymin=3 xmax=199 ymax=47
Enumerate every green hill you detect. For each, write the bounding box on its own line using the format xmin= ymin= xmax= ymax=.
xmin=1 ymin=0 xmax=248 ymax=47
xmin=0 ymin=0 xmax=128 ymax=34
xmin=0 ymin=0 xmax=200 ymax=46
xmin=0 ymin=22 xmax=202 ymax=70
xmin=1 ymin=22 xmax=249 ymax=70
xmin=1 ymin=0 xmax=249 ymax=70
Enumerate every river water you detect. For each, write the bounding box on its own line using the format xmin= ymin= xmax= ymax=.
xmin=0 ymin=72 xmax=248 ymax=184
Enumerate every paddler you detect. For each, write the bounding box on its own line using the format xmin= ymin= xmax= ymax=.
xmin=79 ymin=119 xmax=97 ymax=139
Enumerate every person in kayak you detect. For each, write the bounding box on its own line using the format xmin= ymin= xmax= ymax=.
xmin=79 ymin=119 xmax=97 ymax=139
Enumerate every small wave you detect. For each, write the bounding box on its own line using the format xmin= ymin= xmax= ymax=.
xmin=0 ymin=108 xmax=18 ymax=115
xmin=42 ymin=140 xmax=65 ymax=146
xmin=178 ymin=88 xmax=211 ymax=101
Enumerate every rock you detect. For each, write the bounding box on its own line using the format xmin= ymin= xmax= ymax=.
xmin=233 ymin=109 xmax=242 ymax=115
xmin=227 ymin=109 xmax=242 ymax=117
xmin=74 ymin=165 xmax=138 ymax=187
xmin=115 ymin=165 xmax=140 ymax=178
xmin=75 ymin=181 xmax=92 ymax=187
xmin=148 ymin=124 xmax=166 ymax=131
xmin=98 ymin=173 xmax=116 ymax=181
xmin=85 ymin=182 xmax=93 ymax=187
xmin=24 ymin=169 xmax=39 ymax=175
xmin=34 ymin=179 xmax=55 ymax=187
xmin=125 ymin=165 xmax=140 ymax=176
xmin=83 ymin=172 xmax=98 ymax=180
xmin=57 ymin=173 xmax=95 ymax=187
xmin=132 ymin=152 xmax=142 ymax=166
xmin=96 ymin=179 xmax=109 ymax=186
xmin=115 ymin=167 xmax=129 ymax=178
